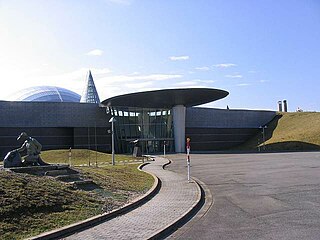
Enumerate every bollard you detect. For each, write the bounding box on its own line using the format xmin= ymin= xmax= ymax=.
xmin=187 ymin=154 xmax=190 ymax=182
xmin=69 ymin=147 xmax=72 ymax=167
xmin=186 ymin=137 xmax=191 ymax=182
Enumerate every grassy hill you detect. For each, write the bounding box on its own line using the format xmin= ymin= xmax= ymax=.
xmin=236 ymin=112 xmax=320 ymax=151
xmin=0 ymin=150 xmax=153 ymax=240
xmin=0 ymin=170 xmax=103 ymax=240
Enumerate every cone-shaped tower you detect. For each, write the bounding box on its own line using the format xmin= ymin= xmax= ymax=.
xmin=80 ymin=70 xmax=100 ymax=104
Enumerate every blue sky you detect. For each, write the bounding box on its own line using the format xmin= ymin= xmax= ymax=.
xmin=0 ymin=0 xmax=319 ymax=111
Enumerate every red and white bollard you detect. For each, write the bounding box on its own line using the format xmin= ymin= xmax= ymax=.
xmin=186 ymin=138 xmax=191 ymax=182
xmin=187 ymin=154 xmax=191 ymax=182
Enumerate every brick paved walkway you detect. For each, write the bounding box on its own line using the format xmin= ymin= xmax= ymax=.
xmin=65 ymin=157 xmax=199 ymax=240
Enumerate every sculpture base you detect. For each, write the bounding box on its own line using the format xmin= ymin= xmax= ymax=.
xmin=7 ymin=164 xmax=71 ymax=176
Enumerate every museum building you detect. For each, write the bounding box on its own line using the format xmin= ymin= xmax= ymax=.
xmin=0 ymin=71 xmax=276 ymax=158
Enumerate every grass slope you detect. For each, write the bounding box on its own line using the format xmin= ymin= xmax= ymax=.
xmin=0 ymin=171 xmax=103 ymax=240
xmin=236 ymin=112 xmax=320 ymax=151
xmin=0 ymin=150 xmax=154 ymax=240
xmin=41 ymin=149 xmax=138 ymax=166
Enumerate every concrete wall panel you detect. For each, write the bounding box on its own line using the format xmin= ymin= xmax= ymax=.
xmin=186 ymin=107 xmax=276 ymax=128
xmin=185 ymin=107 xmax=276 ymax=151
xmin=0 ymin=101 xmax=108 ymax=128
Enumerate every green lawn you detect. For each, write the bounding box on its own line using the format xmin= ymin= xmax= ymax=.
xmin=0 ymin=150 xmax=154 ymax=240
xmin=235 ymin=112 xmax=320 ymax=151
xmin=41 ymin=149 xmax=140 ymax=166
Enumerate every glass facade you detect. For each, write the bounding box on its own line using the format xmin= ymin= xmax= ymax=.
xmin=108 ymin=106 xmax=174 ymax=154
xmin=80 ymin=71 xmax=101 ymax=104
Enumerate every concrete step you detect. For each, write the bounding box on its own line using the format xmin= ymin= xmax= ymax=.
xmin=71 ymin=179 xmax=94 ymax=185
xmin=45 ymin=169 xmax=69 ymax=176
xmin=7 ymin=164 xmax=100 ymax=191
xmin=9 ymin=164 xmax=70 ymax=176
xmin=44 ymin=168 xmax=79 ymax=176
xmin=55 ymin=174 xmax=81 ymax=182
xmin=70 ymin=180 xmax=101 ymax=191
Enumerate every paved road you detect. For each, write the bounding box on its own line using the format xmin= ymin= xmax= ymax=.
xmin=65 ymin=157 xmax=199 ymax=240
xmin=166 ymin=152 xmax=320 ymax=240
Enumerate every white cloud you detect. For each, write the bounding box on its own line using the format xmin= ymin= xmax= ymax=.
xmin=213 ymin=63 xmax=237 ymax=68
xmin=124 ymin=81 xmax=153 ymax=89
xmin=248 ymin=70 xmax=256 ymax=73
xmin=175 ymin=81 xmax=199 ymax=86
xmin=236 ymin=83 xmax=250 ymax=86
xmin=259 ymin=79 xmax=268 ymax=83
xmin=0 ymin=64 xmax=183 ymax=103
xmin=100 ymin=73 xmax=182 ymax=83
xmin=129 ymin=72 xmax=140 ymax=75
xmin=86 ymin=71 xmax=182 ymax=100
xmin=90 ymin=68 xmax=112 ymax=74
xmin=225 ymin=74 xmax=243 ymax=78
xmin=2 ymin=67 xmax=112 ymax=99
xmin=86 ymin=49 xmax=104 ymax=56
xmin=169 ymin=56 xmax=190 ymax=61
xmin=195 ymin=66 xmax=210 ymax=71
xmin=96 ymin=73 xmax=184 ymax=99
xmin=41 ymin=67 xmax=111 ymax=83
xmin=174 ymin=79 xmax=215 ymax=87
xmin=191 ymin=79 xmax=215 ymax=84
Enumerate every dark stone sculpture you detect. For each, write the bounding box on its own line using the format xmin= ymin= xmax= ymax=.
xmin=3 ymin=132 xmax=49 ymax=168
xmin=3 ymin=150 xmax=23 ymax=168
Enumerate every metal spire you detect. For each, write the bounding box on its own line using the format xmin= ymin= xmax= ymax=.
xmin=80 ymin=70 xmax=100 ymax=104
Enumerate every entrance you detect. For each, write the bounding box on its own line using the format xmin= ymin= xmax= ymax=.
xmin=108 ymin=106 xmax=174 ymax=154
xmin=118 ymin=139 xmax=174 ymax=155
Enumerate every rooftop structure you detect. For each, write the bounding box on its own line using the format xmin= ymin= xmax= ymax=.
xmin=103 ymin=88 xmax=229 ymax=153
xmin=80 ymin=70 xmax=100 ymax=104
xmin=102 ymin=88 xmax=229 ymax=108
xmin=7 ymin=86 xmax=81 ymax=102
xmin=0 ymin=75 xmax=277 ymax=157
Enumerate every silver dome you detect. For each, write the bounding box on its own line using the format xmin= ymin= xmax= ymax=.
xmin=8 ymin=86 xmax=81 ymax=102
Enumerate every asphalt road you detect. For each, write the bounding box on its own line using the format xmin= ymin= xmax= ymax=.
xmin=166 ymin=152 xmax=320 ymax=240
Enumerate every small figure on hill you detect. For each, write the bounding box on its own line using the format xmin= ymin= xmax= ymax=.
xmin=15 ymin=132 xmax=49 ymax=166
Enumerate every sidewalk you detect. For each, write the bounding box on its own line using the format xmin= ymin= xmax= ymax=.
xmin=64 ymin=156 xmax=200 ymax=240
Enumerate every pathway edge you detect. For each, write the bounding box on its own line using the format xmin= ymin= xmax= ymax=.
xmin=27 ymin=163 xmax=160 ymax=240
xmin=147 ymin=157 xmax=204 ymax=240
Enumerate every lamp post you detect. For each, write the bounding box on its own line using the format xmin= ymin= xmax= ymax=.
xmin=109 ymin=117 xmax=116 ymax=165
xmin=259 ymin=125 xmax=267 ymax=151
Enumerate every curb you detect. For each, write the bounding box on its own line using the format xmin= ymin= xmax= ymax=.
xmin=166 ymin=177 xmax=214 ymax=239
xmin=162 ymin=158 xmax=172 ymax=169
xmin=147 ymin=159 xmax=205 ymax=240
xmin=27 ymin=163 xmax=160 ymax=240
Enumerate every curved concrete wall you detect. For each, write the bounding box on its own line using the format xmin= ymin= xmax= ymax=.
xmin=0 ymin=101 xmax=277 ymax=157
xmin=186 ymin=107 xmax=276 ymax=151
xmin=186 ymin=107 xmax=276 ymax=128
xmin=0 ymin=101 xmax=111 ymax=158
xmin=0 ymin=101 xmax=107 ymax=128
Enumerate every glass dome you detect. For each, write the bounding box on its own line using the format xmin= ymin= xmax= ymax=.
xmin=8 ymin=86 xmax=81 ymax=102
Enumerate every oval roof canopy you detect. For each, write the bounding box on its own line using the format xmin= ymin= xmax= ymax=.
xmin=101 ymin=88 xmax=229 ymax=108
